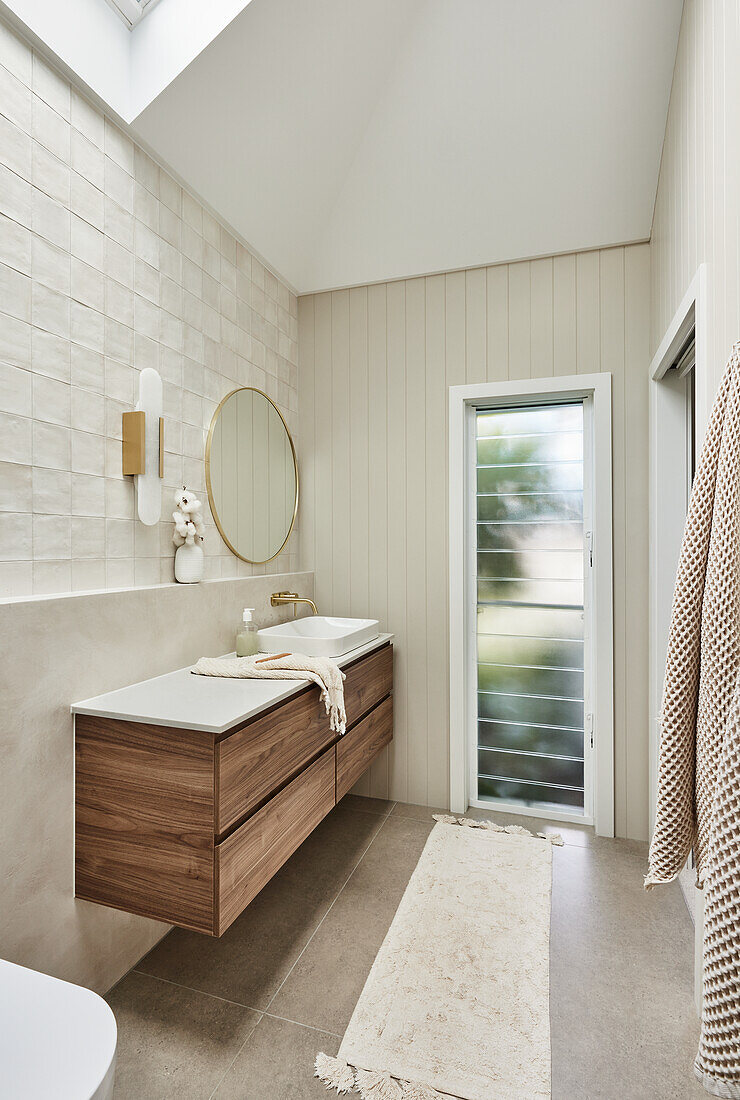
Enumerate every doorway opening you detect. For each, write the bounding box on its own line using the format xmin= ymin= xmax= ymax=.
xmin=449 ymin=374 xmax=614 ymax=835
xmin=473 ymin=400 xmax=591 ymax=818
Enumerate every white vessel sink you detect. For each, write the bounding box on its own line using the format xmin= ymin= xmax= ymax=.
xmin=258 ymin=616 xmax=380 ymax=658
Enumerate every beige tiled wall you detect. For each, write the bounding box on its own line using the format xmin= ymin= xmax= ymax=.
xmin=0 ymin=17 xmax=299 ymax=598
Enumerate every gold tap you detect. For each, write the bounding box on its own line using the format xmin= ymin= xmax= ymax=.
xmin=270 ymin=591 xmax=318 ymax=616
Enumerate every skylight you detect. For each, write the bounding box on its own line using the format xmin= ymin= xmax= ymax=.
xmin=105 ymin=0 xmax=162 ymax=29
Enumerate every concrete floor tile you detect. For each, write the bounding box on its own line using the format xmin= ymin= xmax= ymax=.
xmin=107 ymin=971 xmax=260 ymax=1100
xmin=212 ymin=1015 xmax=340 ymax=1100
xmin=137 ymin=805 xmax=385 ymax=1010
xmin=339 ymin=792 xmax=395 ymax=817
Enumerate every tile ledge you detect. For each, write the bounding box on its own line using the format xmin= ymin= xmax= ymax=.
xmin=0 ymin=571 xmax=315 ymax=607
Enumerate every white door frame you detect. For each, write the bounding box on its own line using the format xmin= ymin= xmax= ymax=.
xmin=448 ymin=374 xmax=614 ymax=837
xmin=648 ymin=264 xmax=707 ymax=1014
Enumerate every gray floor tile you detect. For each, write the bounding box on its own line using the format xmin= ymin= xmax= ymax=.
xmin=267 ymin=815 xmax=433 ymax=1033
xmin=213 ymin=1015 xmax=340 ymax=1100
xmin=549 ymin=842 xmax=704 ymax=1100
xmin=114 ymin=794 xmax=705 ymax=1100
xmin=137 ymin=804 xmax=384 ymax=1010
xmin=339 ymin=792 xmax=395 ymax=817
xmin=136 ymin=874 xmax=330 ymax=1010
xmin=390 ymin=800 xmax=446 ymax=821
xmin=107 ymin=971 xmax=260 ymax=1100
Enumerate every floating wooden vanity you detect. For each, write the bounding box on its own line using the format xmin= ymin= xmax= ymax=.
xmin=73 ymin=638 xmax=393 ymax=936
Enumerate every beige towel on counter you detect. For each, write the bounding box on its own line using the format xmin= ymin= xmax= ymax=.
xmin=646 ymin=346 xmax=740 ymax=1096
xmin=192 ymin=652 xmax=347 ymax=734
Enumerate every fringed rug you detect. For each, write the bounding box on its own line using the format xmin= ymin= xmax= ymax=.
xmin=317 ymin=816 xmax=561 ymax=1100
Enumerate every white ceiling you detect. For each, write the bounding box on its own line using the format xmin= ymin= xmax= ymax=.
xmin=128 ymin=0 xmax=682 ymax=293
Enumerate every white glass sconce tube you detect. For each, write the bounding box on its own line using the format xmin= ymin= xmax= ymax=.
xmin=122 ymin=367 xmax=163 ymax=525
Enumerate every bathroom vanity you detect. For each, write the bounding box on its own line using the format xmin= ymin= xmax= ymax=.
xmin=72 ymin=636 xmax=393 ymax=936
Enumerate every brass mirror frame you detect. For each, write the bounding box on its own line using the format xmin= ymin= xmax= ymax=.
xmin=205 ymin=387 xmax=299 ymax=565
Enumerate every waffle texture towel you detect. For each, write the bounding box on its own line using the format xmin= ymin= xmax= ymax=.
xmin=646 ymin=345 xmax=740 ymax=1095
xmin=192 ymin=652 xmax=347 ymax=734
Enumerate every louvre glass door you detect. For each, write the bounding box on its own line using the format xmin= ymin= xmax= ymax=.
xmin=474 ymin=401 xmax=588 ymax=814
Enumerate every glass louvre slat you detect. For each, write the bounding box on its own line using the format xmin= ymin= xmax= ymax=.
xmin=478 ymin=719 xmax=584 ymax=757
xmin=477 ymin=634 xmax=583 ymax=669
xmin=476 ymin=491 xmax=583 ymax=522
xmin=476 ymin=576 xmax=584 ymax=607
xmin=475 ymin=402 xmax=585 ymax=813
xmin=477 ymin=461 xmax=583 ymax=493
xmin=478 ymin=662 xmax=584 ymax=698
xmin=477 ymin=748 xmax=584 ymax=788
xmin=477 ymin=776 xmax=585 ymax=809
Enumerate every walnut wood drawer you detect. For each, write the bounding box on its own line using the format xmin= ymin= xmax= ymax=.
xmin=336 ymin=694 xmax=394 ymax=801
xmin=216 ymin=746 xmax=336 ymax=935
xmin=217 ymin=688 xmax=335 ymax=833
xmin=343 ymin=643 xmax=393 ymax=728
xmin=216 ymin=642 xmax=393 ymax=834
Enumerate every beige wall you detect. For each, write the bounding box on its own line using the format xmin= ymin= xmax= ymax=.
xmin=0 ymin=571 xmax=313 ymax=993
xmin=0 ymin=15 xmax=299 ymax=599
xmin=299 ymin=243 xmax=651 ymax=839
xmin=651 ymin=0 xmax=740 ymax=405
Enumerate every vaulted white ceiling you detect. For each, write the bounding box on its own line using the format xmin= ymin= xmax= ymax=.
xmin=129 ymin=0 xmax=682 ymax=292
xmin=8 ymin=0 xmax=683 ymax=293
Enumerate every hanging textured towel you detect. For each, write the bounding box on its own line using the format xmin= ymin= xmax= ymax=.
xmin=646 ymin=344 xmax=740 ymax=1096
xmin=192 ymin=652 xmax=347 ymax=734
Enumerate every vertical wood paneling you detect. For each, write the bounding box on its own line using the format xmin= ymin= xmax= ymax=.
xmin=405 ymin=278 xmax=428 ymax=804
xmin=347 ymin=288 xmax=370 ymax=795
xmin=300 ymin=243 xmax=650 ymax=835
xmin=297 ymin=297 xmax=315 ymax=572
xmin=651 ymin=0 xmax=740 ymax=424
xmin=465 ymin=267 xmax=487 ymax=384
xmin=486 ymin=265 xmax=508 ymax=382
xmin=445 ymin=272 xmax=466 ymax=388
xmin=599 ymin=247 xmax=627 ymax=836
xmin=553 ymin=253 xmax=577 ymax=376
xmin=624 ymin=243 xmax=651 ymax=842
xmin=312 ymin=293 xmax=333 ymax=612
xmin=331 ymin=291 xmax=351 ymax=615
xmin=508 ymin=262 xmax=531 ymax=379
xmin=367 ymin=283 xmax=389 ymax=797
xmin=530 ymin=257 xmax=554 ymax=377
xmin=576 ymin=251 xmax=600 ymax=373
xmin=425 ymin=274 xmax=448 ymax=807
xmin=386 ymin=280 xmax=407 ymax=801
xmin=349 ymin=287 xmax=369 ymax=619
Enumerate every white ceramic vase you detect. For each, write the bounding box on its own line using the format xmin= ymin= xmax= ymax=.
xmin=174 ymin=542 xmax=204 ymax=583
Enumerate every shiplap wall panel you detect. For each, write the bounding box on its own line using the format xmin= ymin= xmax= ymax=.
xmin=299 ymin=242 xmax=651 ymax=838
xmin=652 ymin=0 xmax=740 ymax=435
xmin=553 ymin=253 xmax=577 ymax=377
xmin=425 ymin=274 xmax=448 ymax=806
xmin=624 ymin=244 xmax=651 ymax=842
xmin=530 ymin=257 xmax=554 ymax=377
xmin=367 ymin=282 xmax=389 ymax=797
xmin=405 ymin=278 xmax=428 ymax=805
xmin=386 ymin=280 xmax=408 ymax=801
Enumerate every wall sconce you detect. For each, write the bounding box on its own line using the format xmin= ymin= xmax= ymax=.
xmin=122 ymin=367 xmax=164 ymax=526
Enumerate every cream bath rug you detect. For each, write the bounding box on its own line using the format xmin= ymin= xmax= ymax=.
xmin=317 ymin=817 xmax=559 ymax=1099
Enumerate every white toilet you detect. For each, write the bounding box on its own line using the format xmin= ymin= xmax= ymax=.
xmin=0 ymin=959 xmax=117 ymax=1099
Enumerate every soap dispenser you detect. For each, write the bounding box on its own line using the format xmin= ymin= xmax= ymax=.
xmin=236 ymin=608 xmax=259 ymax=656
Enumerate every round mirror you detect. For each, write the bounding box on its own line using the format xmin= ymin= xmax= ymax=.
xmin=205 ymin=388 xmax=298 ymax=564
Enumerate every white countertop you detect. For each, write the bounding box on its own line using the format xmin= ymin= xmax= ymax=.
xmin=71 ymin=634 xmax=393 ymax=735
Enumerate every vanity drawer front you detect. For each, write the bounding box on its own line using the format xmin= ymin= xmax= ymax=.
xmin=343 ymin=643 xmax=393 ymax=728
xmin=216 ymin=746 xmax=335 ymax=935
xmin=217 ymin=690 xmax=335 ymax=833
xmin=336 ymin=695 xmax=394 ymax=801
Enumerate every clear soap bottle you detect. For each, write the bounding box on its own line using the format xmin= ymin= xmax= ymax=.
xmin=236 ymin=608 xmax=259 ymax=656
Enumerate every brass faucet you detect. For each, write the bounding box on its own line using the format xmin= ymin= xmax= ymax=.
xmin=270 ymin=591 xmax=318 ymax=616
